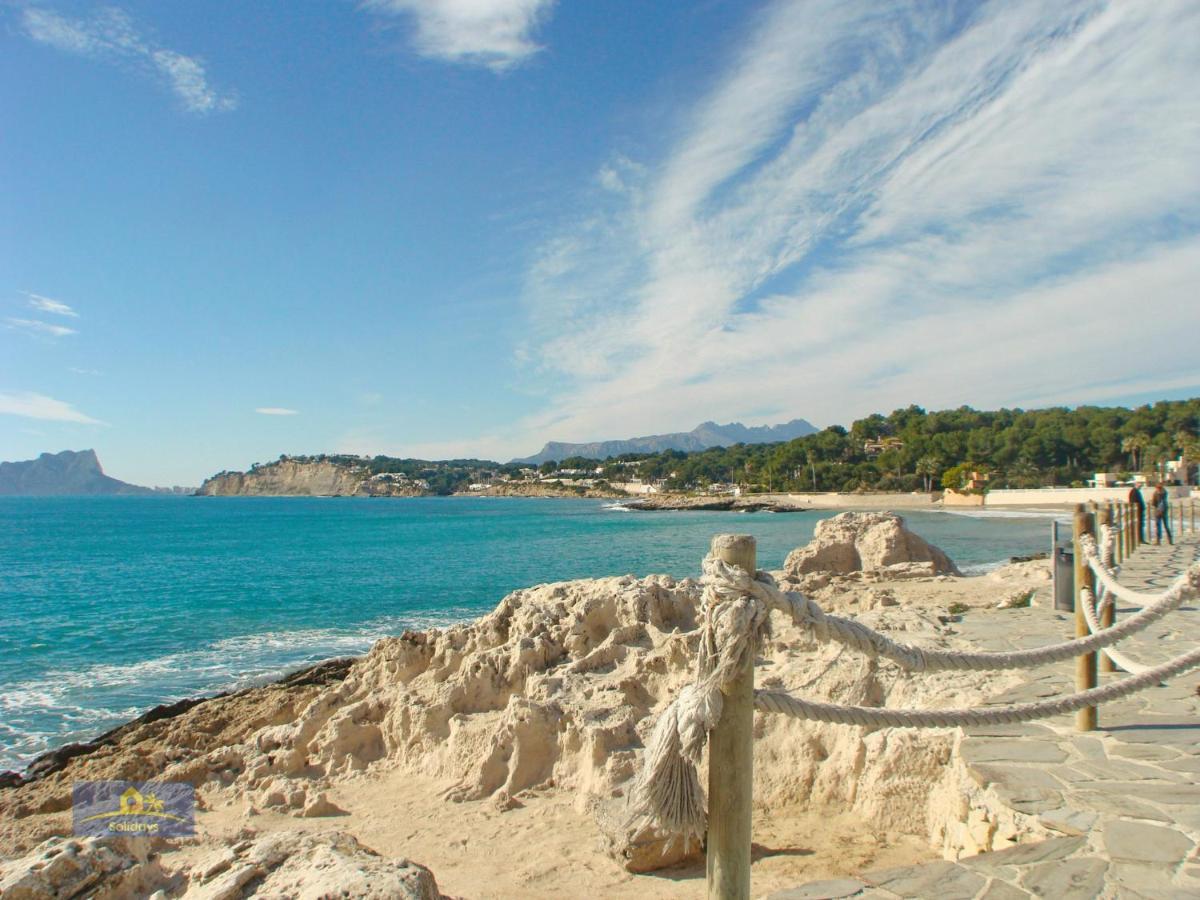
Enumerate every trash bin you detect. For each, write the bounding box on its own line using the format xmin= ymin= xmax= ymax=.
xmin=1051 ymin=520 xmax=1074 ymax=611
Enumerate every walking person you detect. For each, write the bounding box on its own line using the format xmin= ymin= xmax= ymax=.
xmin=1128 ymin=483 xmax=1146 ymax=543
xmin=1151 ymin=483 xmax=1174 ymax=545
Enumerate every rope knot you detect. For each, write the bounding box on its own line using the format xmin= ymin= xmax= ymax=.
xmin=629 ymin=554 xmax=770 ymax=841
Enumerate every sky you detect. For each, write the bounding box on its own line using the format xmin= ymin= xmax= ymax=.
xmin=2 ymin=0 xmax=1199 ymax=486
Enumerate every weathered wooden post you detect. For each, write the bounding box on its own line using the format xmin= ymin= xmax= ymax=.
xmin=1119 ymin=502 xmax=1127 ymax=561
xmin=708 ymin=533 xmax=756 ymax=900
xmin=1113 ymin=503 xmax=1122 ymax=565
xmin=1097 ymin=505 xmax=1116 ymax=673
xmin=1074 ymin=504 xmax=1098 ymax=730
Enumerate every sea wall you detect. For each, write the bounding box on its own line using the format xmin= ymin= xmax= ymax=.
xmin=985 ymin=485 xmax=1192 ymax=507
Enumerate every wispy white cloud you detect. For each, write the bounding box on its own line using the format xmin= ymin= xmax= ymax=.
xmin=6 ymin=318 xmax=78 ymax=338
xmin=21 ymin=6 xmax=236 ymax=113
xmin=24 ymin=292 xmax=79 ymax=317
xmin=255 ymin=407 xmax=299 ymax=416
xmin=509 ymin=0 xmax=1200 ymax=449
xmin=69 ymin=367 xmax=103 ymax=376
xmin=364 ymin=0 xmax=555 ymax=72
xmin=0 ymin=391 xmax=104 ymax=425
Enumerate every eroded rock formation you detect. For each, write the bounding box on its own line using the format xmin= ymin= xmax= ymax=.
xmin=784 ymin=511 xmax=962 ymax=580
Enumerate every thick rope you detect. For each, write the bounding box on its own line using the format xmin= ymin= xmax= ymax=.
xmin=755 ymin=638 xmax=1200 ymax=726
xmin=721 ymin=558 xmax=1200 ymax=672
xmin=1080 ymin=587 xmax=1148 ymax=675
xmin=1081 ymin=529 xmax=1166 ymax=607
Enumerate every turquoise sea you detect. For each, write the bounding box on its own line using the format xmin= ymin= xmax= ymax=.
xmin=0 ymin=497 xmax=1058 ymax=772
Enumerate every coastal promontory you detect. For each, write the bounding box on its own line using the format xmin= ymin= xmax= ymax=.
xmin=197 ymin=456 xmax=430 ymax=497
xmin=0 ymin=450 xmax=152 ymax=496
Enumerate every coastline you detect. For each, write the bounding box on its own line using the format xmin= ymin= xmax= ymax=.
xmin=0 ymin=548 xmax=1058 ymax=897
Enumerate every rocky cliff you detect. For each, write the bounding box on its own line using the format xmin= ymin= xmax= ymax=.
xmin=0 ymin=450 xmax=152 ymax=496
xmin=197 ymin=460 xmax=428 ymax=497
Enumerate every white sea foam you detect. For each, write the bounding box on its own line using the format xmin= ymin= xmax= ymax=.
xmin=941 ymin=508 xmax=1069 ymax=521
xmin=0 ymin=609 xmax=478 ymax=772
xmin=959 ymin=559 xmax=1009 ymax=576
xmin=601 ymin=502 xmax=632 ymax=512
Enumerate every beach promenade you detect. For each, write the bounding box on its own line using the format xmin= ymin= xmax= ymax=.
xmin=774 ymin=533 xmax=1200 ymax=899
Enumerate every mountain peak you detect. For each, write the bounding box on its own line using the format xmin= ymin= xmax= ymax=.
xmin=0 ymin=450 xmax=150 ymax=496
xmin=513 ymin=418 xmax=817 ymax=465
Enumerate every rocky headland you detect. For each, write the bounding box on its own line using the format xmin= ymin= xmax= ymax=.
xmin=0 ymin=513 xmax=1055 ymax=898
xmin=197 ymin=459 xmax=429 ymax=497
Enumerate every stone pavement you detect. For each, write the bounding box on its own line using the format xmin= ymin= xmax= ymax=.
xmin=771 ymin=533 xmax=1200 ymax=900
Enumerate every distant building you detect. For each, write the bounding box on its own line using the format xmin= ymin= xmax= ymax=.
xmin=863 ymin=437 xmax=904 ymax=456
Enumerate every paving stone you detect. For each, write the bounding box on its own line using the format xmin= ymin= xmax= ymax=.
xmin=1095 ymin=782 xmax=1200 ymax=805
xmin=1019 ymin=856 xmax=1107 ymax=898
xmin=1159 ymin=756 xmax=1200 ymax=774
xmin=862 ymin=861 xmax=984 ymax=899
xmin=964 ymin=724 xmax=1056 ymax=739
xmin=1106 ymin=743 xmax=1181 ymax=762
xmin=993 ymin=785 xmax=1064 ymax=815
xmin=1073 ymin=758 xmax=1186 ymax=782
xmin=1047 ymin=765 xmax=1096 ymax=784
xmin=977 ymin=879 xmax=1030 ymax=899
xmin=959 ymin=836 xmax=1086 ymax=873
xmin=1109 ymin=726 xmax=1200 ymax=746
xmin=766 ymin=878 xmax=868 ymax=900
xmin=1071 ymin=789 xmax=1170 ymax=822
xmin=1069 ymin=736 xmax=1108 ymax=761
xmin=1037 ymin=807 xmax=1098 ymax=837
xmin=1103 ymin=821 xmax=1195 ymax=864
xmin=1159 ymin=804 xmax=1200 ymax=832
xmin=967 ymin=763 xmax=1063 ymax=791
xmin=1106 ymin=861 xmax=1196 ymax=899
xmin=961 ymin=740 xmax=1068 ymax=765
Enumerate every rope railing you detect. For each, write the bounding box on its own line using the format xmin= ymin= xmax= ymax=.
xmin=635 ymin=501 xmax=1199 ymax=899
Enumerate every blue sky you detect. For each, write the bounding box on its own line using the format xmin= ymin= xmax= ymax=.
xmin=3 ymin=0 xmax=1199 ymax=486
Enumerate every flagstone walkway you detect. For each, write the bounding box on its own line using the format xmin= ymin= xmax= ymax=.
xmin=771 ymin=533 xmax=1200 ymax=900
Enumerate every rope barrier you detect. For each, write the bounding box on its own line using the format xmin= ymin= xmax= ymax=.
xmin=1081 ymin=528 xmax=1167 ymax=607
xmin=713 ymin=556 xmax=1200 ymax=673
xmin=754 ymin=638 xmax=1200 ymax=726
xmin=632 ymin=545 xmax=1200 ymax=840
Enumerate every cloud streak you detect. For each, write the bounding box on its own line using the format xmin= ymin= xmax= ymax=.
xmin=255 ymin=407 xmax=299 ymax=416
xmin=0 ymin=391 xmax=104 ymax=425
xmin=21 ymin=6 xmax=236 ymax=113
xmin=512 ymin=0 xmax=1200 ymax=449
xmin=6 ymin=318 xmax=78 ymax=338
xmin=364 ymin=0 xmax=555 ymax=72
xmin=25 ymin=293 xmax=78 ymax=317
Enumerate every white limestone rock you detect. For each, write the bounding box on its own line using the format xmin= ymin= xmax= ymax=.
xmin=784 ymin=512 xmax=961 ymax=578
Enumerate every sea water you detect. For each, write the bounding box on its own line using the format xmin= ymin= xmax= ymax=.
xmin=0 ymin=496 xmax=1058 ymax=771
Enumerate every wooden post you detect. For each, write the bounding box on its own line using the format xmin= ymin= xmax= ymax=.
xmin=1112 ymin=504 xmax=1120 ymax=564
xmin=1191 ymin=500 xmax=1195 ymax=534
xmin=707 ymin=534 xmax=756 ymax=900
xmin=1074 ymin=505 xmax=1098 ymax=730
xmin=1097 ymin=505 xmax=1115 ymax=673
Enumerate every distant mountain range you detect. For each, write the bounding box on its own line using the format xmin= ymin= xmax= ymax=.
xmin=0 ymin=450 xmax=153 ymax=496
xmin=514 ymin=419 xmax=818 ymax=465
